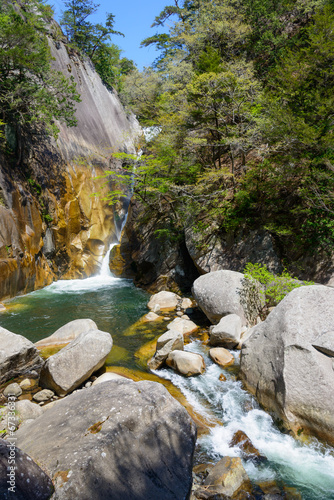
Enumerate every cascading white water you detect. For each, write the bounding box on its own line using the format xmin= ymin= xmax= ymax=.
xmin=154 ymin=340 xmax=334 ymax=499
xmin=99 ymin=242 xmax=118 ymax=277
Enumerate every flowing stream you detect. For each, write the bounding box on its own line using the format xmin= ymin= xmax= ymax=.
xmin=1 ymin=252 xmax=334 ymax=498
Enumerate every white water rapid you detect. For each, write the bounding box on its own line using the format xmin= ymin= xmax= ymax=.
xmin=154 ymin=340 xmax=334 ymax=499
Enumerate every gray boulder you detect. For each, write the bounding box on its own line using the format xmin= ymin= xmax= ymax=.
xmin=39 ymin=329 xmax=113 ymax=396
xmin=240 ymin=285 xmax=334 ymax=445
xmin=147 ymin=291 xmax=181 ymax=311
xmin=166 ymin=351 xmax=205 ymax=377
xmin=35 ymin=318 xmax=98 ymax=347
xmin=92 ymin=372 xmax=130 ymax=385
xmin=0 ymin=327 xmax=43 ymax=385
xmin=148 ymin=330 xmax=184 ymax=370
xmin=192 ymin=270 xmax=262 ymax=326
xmin=0 ymin=438 xmax=54 ymax=500
xmin=33 ymin=389 xmax=54 ymax=403
xmin=209 ymin=314 xmax=242 ymax=348
xmin=3 ymin=383 xmax=22 ymax=398
xmin=15 ymin=380 xmax=196 ymax=500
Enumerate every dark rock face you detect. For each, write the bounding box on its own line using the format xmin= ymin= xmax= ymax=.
xmin=240 ymin=285 xmax=334 ymax=445
xmin=0 ymin=438 xmax=54 ymax=500
xmin=15 ymin=380 xmax=197 ymax=500
xmin=0 ymin=23 xmax=140 ymax=301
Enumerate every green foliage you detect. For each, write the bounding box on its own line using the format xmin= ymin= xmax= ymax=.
xmin=244 ymin=262 xmax=314 ymax=307
xmin=0 ymin=0 xmax=80 ymax=139
xmin=60 ymin=0 xmax=134 ymax=90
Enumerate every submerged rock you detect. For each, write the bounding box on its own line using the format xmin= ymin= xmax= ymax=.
xmin=0 ymin=439 xmax=54 ymax=500
xmin=39 ymin=329 xmax=113 ymax=396
xmin=240 ymin=285 xmax=334 ymax=445
xmin=166 ymin=350 xmax=205 ymax=377
xmin=192 ymin=270 xmax=262 ymax=326
xmin=0 ymin=327 xmax=43 ymax=385
xmin=15 ymin=380 xmax=196 ymax=500
xmin=35 ymin=318 xmax=98 ymax=347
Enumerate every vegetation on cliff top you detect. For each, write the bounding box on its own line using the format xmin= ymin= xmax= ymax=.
xmin=115 ymin=0 xmax=334 ymax=270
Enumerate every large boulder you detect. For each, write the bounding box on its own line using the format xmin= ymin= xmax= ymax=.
xmin=35 ymin=318 xmax=98 ymax=347
xmin=39 ymin=329 xmax=113 ymax=396
xmin=166 ymin=351 xmax=205 ymax=377
xmin=192 ymin=270 xmax=261 ymax=326
xmin=148 ymin=330 xmax=184 ymax=370
xmin=148 ymin=291 xmax=181 ymax=311
xmin=209 ymin=314 xmax=242 ymax=348
xmin=0 ymin=438 xmax=54 ymax=500
xmin=240 ymin=285 xmax=334 ymax=445
xmin=15 ymin=380 xmax=196 ymax=500
xmin=0 ymin=327 xmax=43 ymax=385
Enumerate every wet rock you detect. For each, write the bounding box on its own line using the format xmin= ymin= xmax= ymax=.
xmin=148 ymin=330 xmax=184 ymax=370
xmin=92 ymin=372 xmax=131 ymax=385
xmin=35 ymin=318 xmax=98 ymax=347
xmin=3 ymin=383 xmax=22 ymax=398
xmin=0 ymin=438 xmax=54 ymax=500
xmin=0 ymin=327 xmax=43 ymax=385
xmin=167 ymin=317 xmax=198 ymax=335
xmin=240 ymin=285 xmax=334 ymax=445
xmin=15 ymin=380 xmax=196 ymax=500
xmin=148 ymin=291 xmax=181 ymax=311
xmin=39 ymin=329 xmax=113 ymax=396
xmin=209 ymin=348 xmax=234 ymax=368
xmin=192 ymin=270 xmax=262 ymax=326
xmin=219 ymin=373 xmax=227 ymax=382
xmin=209 ymin=314 xmax=242 ymax=348
xmin=143 ymin=312 xmax=161 ymax=322
xmin=166 ymin=350 xmax=205 ymax=376
xmin=230 ymin=430 xmax=266 ymax=463
xmin=203 ymin=456 xmax=250 ymax=498
xmin=33 ymin=389 xmax=54 ymax=402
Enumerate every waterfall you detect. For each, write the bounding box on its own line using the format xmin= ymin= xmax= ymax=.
xmin=99 ymin=242 xmax=118 ymax=277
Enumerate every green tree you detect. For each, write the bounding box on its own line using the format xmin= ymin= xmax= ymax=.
xmin=0 ymin=0 xmax=80 ymax=142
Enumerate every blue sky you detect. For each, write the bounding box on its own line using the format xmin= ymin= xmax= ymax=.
xmin=52 ymin=0 xmax=173 ymax=69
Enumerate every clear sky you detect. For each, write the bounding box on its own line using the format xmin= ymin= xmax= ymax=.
xmin=52 ymin=0 xmax=173 ymax=69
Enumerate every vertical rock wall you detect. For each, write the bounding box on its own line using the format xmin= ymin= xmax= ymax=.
xmin=0 ymin=26 xmax=141 ymax=301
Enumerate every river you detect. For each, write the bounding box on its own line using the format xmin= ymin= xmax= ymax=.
xmin=0 ymin=251 xmax=334 ymax=499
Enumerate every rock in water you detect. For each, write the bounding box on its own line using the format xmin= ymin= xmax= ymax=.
xmin=147 ymin=291 xmax=181 ymax=311
xmin=203 ymin=456 xmax=250 ymax=497
xmin=148 ymin=330 xmax=184 ymax=370
xmin=192 ymin=270 xmax=262 ymax=326
xmin=209 ymin=313 xmax=242 ymax=348
xmin=0 ymin=327 xmax=43 ymax=385
xmin=0 ymin=438 xmax=54 ymax=500
xmin=240 ymin=285 xmax=334 ymax=445
xmin=39 ymin=329 xmax=112 ymax=396
xmin=166 ymin=351 xmax=205 ymax=376
xmin=167 ymin=318 xmax=198 ymax=335
xmin=15 ymin=380 xmax=196 ymax=500
xmin=209 ymin=348 xmax=235 ymax=368
xmin=35 ymin=318 xmax=98 ymax=347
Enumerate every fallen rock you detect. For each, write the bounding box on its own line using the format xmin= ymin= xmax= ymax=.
xmin=209 ymin=314 xmax=242 ymax=348
xmin=0 ymin=327 xmax=43 ymax=385
xmin=203 ymin=456 xmax=250 ymax=498
xmin=192 ymin=270 xmax=262 ymax=326
xmin=19 ymin=378 xmax=38 ymax=390
xmin=33 ymin=389 xmax=54 ymax=403
xmin=15 ymin=380 xmax=196 ymax=500
xmin=209 ymin=348 xmax=234 ymax=367
xmin=167 ymin=318 xmax=198 ymax=335
xmin=230 ymin=430 xmax=266 ymax=463
xmin=240 ymin=285 xmax=334 ymax=445
xmin=148 ymin=291 xmax=181 ymax=311
xmin=39 ymin=329 xmax=113 ymax=396
xmin=166 ymin=350 xmax=205 ymax=376
xmin=35 ymin=318 xmax=98 ymax=347
xmin=3 ymin=383 xmax=22 ymax=398
xmin=92 ymin=372 xmax=131 ymax=385
xmin=0 ymin=438 xmax=54 ymax=500
xmin=148 ymin=330 xmax=184 ymax=370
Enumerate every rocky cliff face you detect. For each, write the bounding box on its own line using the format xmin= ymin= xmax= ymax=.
xmin=0 ymin=24 xmax=140 ymax=301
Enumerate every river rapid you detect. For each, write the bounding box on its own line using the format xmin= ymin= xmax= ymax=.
xmin=1 ymin=254 xmax=334 ymax=499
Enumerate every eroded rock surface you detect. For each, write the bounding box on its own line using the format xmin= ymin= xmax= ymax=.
xmin=240 ymin=285 xmax=334 ymax=444
xmin=15 ymin=380 xmax=196 ymax=500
